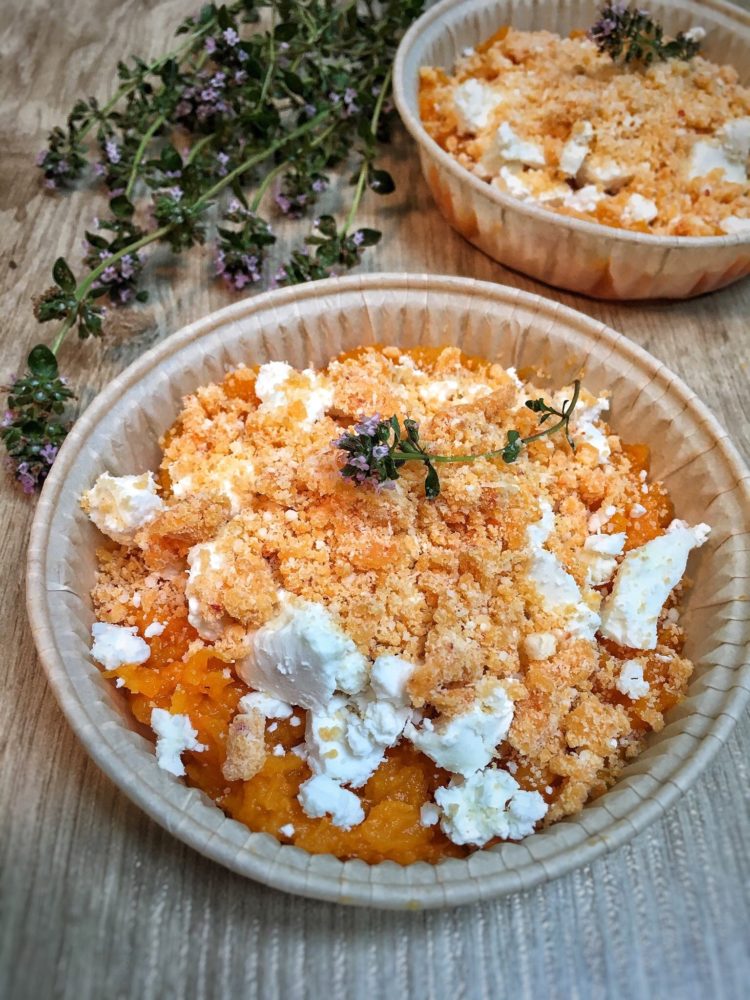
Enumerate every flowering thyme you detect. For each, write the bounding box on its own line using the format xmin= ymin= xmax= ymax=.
xmin=215 ymin=200 xmax=275 ymax=289
xmin=1 ymin=347 xmax=74 ymax=493
xmin=335 ymin=382 xmax=582 ymax=499
xmin=9 ymin=0 xmax=425 ymax=492
xmin=589 ymin=4 xmax=703 ymax=65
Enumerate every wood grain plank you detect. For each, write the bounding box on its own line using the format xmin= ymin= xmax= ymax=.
xmin=1 ymin=2 xmax=748 ymax=998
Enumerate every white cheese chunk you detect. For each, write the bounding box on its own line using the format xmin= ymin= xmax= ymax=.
xmin=560 ymin=121 xmax=593 ymax=177
xmin=720 ymin=117 xmax=750 ymax=162
xmin=622 ymin=193 xmax=658 ymax=224
xmin=150 ymin=708 xmax=206 ymax=777
xmin=420 ymin=802 xmax=440 ymax=827
xmin=434 ymin=767 xmax=547 ymax=846
xmin=600 ymin=519 xmax=710 ymax=650
xmin=143 ymin=621 xmax=166 ymax=638
xmin=523 ymin=631 xmax=558 ymax=660
xmin=583 ymin=532 xmax=627 ymax=587
xmin=616 ymin=659 xmax=650 ymax=700
xmin=185 ymin=539 xmax=226 ymax=641
xmin=254 ymin=361 xmax=294 ymax=408
xmin=453 ymin=79 xmax=501 ymax=133
xmin=570 ymin=394 xmax=611 ymax=464
xmin=720 ymin=215 xmax=750 ymax=235
xmin=689 ymin=120 xmax=749 ymax=184
xmin=254 ymin=361 xmax=333 ymax=427
xmin=484 ymin=122 xmax=546 ymax=171
xmin=304 ymin=693 xmax=406 ymax=787
xmin=297 ymin=775 xmax=365 ymax=829
xmin=496 ymin=164 xmax=534 ymax=200
xmin=83 ymin=471 xmax=164 ymax=545
xmin=563 ymin=185 xmax=604 ymax=213
xmin=236 ymin=594 xmax=368 ymax=713
xmin=91 ymin=622 xmax=150 ymax=669
xmin=405 ymin=680 xmax=514 ymax=777
xmin=526 ymin=501 xmax=601 ymax=641
xmin=278 ymin=823 xmax=295 ymax=838
xmin=238 ymin=691 xmax=294 ymax=719
xmin=370 ymin=654 xmax=414 ymax=705
xmin=581 ymin=158 xmax=633 ymax=192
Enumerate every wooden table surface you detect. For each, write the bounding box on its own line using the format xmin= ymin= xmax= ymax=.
xmin=2 ymin=2 xmax=749 ymax=998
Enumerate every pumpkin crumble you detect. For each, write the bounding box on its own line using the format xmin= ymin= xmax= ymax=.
xmin=81 ymin=345 xmax=708 ymax=863
xmin=419 ymin=24 xmax=750 ymax=236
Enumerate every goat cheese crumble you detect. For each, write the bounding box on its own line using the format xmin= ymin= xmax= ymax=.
xmin=150 ymin=708 xmax=206 ymax=777
xmin=600 ymin=519 xmax=710 ymax=650
xmin=91 ymin=622 xmax=150 ymax=669
xmin=82 ymin=471 xmax=164 ymax=545
xmin=434 ymin=767 xmax=548 ymax=846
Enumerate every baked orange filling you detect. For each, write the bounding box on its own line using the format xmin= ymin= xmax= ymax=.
xmin=86 ymin=346 xmax=706 ymax=863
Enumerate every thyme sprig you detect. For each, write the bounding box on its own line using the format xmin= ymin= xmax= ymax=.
xmin=335 ymin=382 xmax=582 ymax=499
xmin=589 ymin=3 xmax=703 ymax=65
xmin=8 ymin=0 xmax=424 ymax=492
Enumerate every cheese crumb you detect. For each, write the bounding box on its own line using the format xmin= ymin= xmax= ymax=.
xmin=419 ymin=802 xmax=440 ymax=827
xmin=616 ymin=659 xmax=650 ymax=700
xmin=297 ymin=775 xmax=365 ymax=829
xmin=82 ymin=471 xmax=164 ymax=545
xmin=406 ymin=679 xmax=513 ymax=777
xmin=279 ymin=823 xmax=295 ymax=838
xmin=434 ymin=767 xmax=547 ymax=846
xmin=238 ymin=691 xmax=294 ymax=719
xmin=600 ymin=520 xmax=710 ymax=649
xmin=237 ymin=594 xmax=368 ymax=712
xmin=91 ymin=622 xmax=150 ymax=669
xmin=523 ymin=631 xmax=558 ymax=661
xmin=144 ymin=621 xmax=166 ymax=638
xmin=150 ymin=708 xmax=206 ymax=777
xmin=453 ymin=78 xmax=501 ymax=133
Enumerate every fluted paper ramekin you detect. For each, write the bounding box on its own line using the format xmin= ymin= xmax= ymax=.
xmin=27 ymin=275 xmax=750 ymax=907
xmin=393 ymin=0 xmax=750 ymax=299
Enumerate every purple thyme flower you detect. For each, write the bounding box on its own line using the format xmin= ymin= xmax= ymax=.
xmin=167 ymin=186 xmax=183 ymax=201
xmin=372 ymin=444 xmax=389 ymax=460
xmin=204 ymin=36 xmax=217 ymax=54
xmin=40 ymin=443 xmax=58 ymax=464
xmin=234 ymin=70 xmax=248 ymax=85
xmin=352 ymin=231 xmax=365 ymax=247
xmin=312 ymin=178 xmax=327 ymax=193
xmin=19 ymin=472 xmax=36 ymax=494
xmin=105 ymin=139 xmax=120 ymax=164
xmin=216 ymin=151 xmax=230 ymax=176
xmin=237 ymin=48 xmax=248 ymax=63
xmin=223 ymin=27 xmax=239 ymax=46
xmin=304 ymin=103 xmax=317 ymax=118
xmin=354 ymin=414 xmax=382 ymax=437
xmin=1 ymin=411 xmax=13 ymax=428
xmin=275 ymin=193 xmax=292 ymax=214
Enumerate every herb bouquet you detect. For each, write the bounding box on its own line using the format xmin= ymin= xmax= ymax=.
xmin=3 ymin=0 xmax=424 ymax=493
